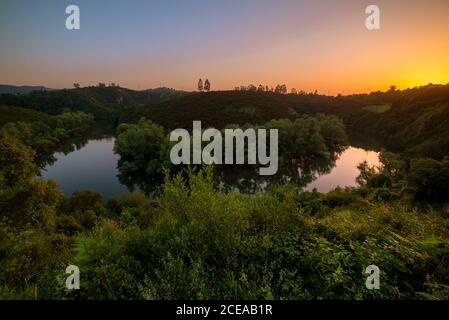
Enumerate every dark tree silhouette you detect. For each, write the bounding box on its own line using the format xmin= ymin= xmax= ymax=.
xmin=204 ymin=79 xmax=211 ymax=92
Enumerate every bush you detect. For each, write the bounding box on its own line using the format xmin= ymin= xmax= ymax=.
xmin=64 ymin=168 xmax=449 ymax=300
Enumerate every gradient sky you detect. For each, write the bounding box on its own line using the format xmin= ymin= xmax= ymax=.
xmin=1 ymin=0 xmax=448 ymax=94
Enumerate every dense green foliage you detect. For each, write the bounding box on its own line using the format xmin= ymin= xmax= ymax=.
xmin=60 ymin=168 xmax=449 ymax=299
xmin=357 ymin=152 xmax=449 ymax=203
xmin=3 ymin=84 xmax=448 ymax=159
xmin=118 ymin=84 xmax=449 ymax=160
xmin=113 ymin=114 xmax=347 ymax=177
xmin=120 ymin=91 xmax=299 ymax=129
xmin=1 ymin=84 xmax=449 ymax=300
xmin=262 ymin=115 xmax=347 ymax=160
xmin=2 ymin=155 xmax=449 ymax=299
xmin=0 ymin=105 xmax=53 ymax=128
xmin=114 ymin=118 xmax=168 ymax=175
xmin=348 ymin=84 xmax=449 ymax=159
xmin=0 ymin=134 xmax=67 ymax=298
xmin=0 ymin=111 xmax=94 ymax=159
xmin=0 ymin=87 xmax=185 ymax=121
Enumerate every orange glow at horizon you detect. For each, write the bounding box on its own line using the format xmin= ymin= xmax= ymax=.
xmin=0 ymin=0 xmax=449 ymax=94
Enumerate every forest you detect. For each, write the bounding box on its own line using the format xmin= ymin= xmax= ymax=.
xmin=0 ymin=83 xmax=449 ymax=299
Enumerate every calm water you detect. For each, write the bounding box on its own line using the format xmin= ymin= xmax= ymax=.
xmin=305 ymin=147 xmax=380 ymax=192
xmin=41 ymin=138 xmax=380 ymax=199
xmin=42 ymin=138 xmax=128 ymax=198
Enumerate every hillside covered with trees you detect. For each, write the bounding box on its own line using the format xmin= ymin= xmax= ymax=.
xmin=0 ymin=85 xmax=185 ymax=121
xmin=1 ymin=83 xmax=449 ymax=299
xmin=2 ymin=83 xmax=448 ymax=161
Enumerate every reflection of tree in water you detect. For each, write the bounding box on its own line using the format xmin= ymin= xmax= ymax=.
xmin=215 ymin=147 xmax=344 ymax=194
xmin=36 ymin=135 xmax=89 ymax=169
xmin=37 ymin=125 xmax=115 ymax=170
xmin=117 ymin=171 xmax=162 ymax=198
xmin=116 ymin=146 xmax=347 ymax=196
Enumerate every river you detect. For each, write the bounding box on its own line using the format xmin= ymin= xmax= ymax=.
xmin=41 ymin=137 xmax=380 ymax=199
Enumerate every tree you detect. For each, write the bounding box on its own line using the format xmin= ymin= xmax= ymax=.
xmin=247 ymin=84 xmax=257 ymax=92
xmin=291 ymin=88 xmax=297 ymax=94
xmin=281 ymin=84 xmax=287 ymax=94
xmin=73 ymin=83 xmax=80 ymax=89
xmin=274 ymin=84 xmax=288 ymax=94
xmin=257 ymin=85 xmax=265 ymax=92
xmin=0 ymin=134 xmax=37 ymax=192
xmin=356 ymin=161 xmax=377 ymax=187
xmin=204 ymin=79 xmax=211 ymax=92
xmin=406 ymin=157 xmax=449 ymax=200
xmin=0 ymin=134 xmax=62 ymax=227
xmin=198 ymin=79 xmax=203 ymax=92
xmin=69 ymin=190 xmax=105 ymax=215
xmin=114 ymin=118 xmax=166 ymax=175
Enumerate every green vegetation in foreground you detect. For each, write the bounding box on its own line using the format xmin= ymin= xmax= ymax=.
xmin=1 ymin=83 xmax=449 ymax=300
xmin=68 ymin=167 xmax=449 ymax=299
xmin=1 ymin=130 xmax=449 ymax=299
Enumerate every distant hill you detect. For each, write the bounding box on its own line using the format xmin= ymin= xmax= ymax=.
xmin=0 ymin=86 xmax=186 ymax=120
xmin=143 ymin=86 xmax=185 ymax=95
xmin=118 ymin=89 xmax=390 ymax=129
xmin=0 ymin=84 xmax=54 ymax=94
xmin=120 ymin=91 xmax=301 ymax=129
xmin=3 ymin=83 xmax=449 ymax=159
xmin=119 ymin=84 xmax=449 ymax=159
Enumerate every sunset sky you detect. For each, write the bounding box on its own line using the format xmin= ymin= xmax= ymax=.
xmin=1 ymin=0 xmax=448 ymax=94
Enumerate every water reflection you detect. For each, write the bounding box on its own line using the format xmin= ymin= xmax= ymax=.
xmin=215 ymin=149 xmax=343 ymax=193
xmin=37 ymin=125 xmax=116 ymax=168
xmin=41 ymin=137 xmax=380 ymax=199
xmin=305 ymin=147 xmax=380 ymax=192
xmin=41 ymin=137 xmax=129 ymax=199
xmin=117 ymin=171 xmax=162 ymax=197
xmin=36 ymin=136 xmax=89 ymax=168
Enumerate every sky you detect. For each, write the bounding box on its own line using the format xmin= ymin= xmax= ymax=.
xmin=1 ymin=0 xmax=449 ymax=94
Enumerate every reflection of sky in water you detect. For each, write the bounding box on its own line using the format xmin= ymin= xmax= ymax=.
xmin=41 ymin=138 xmax=380 ymax=199
xmin=305 ymin=147 xmax=380 ymax=192
xmin=41 ymin=138 xmax=128 ymax=199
